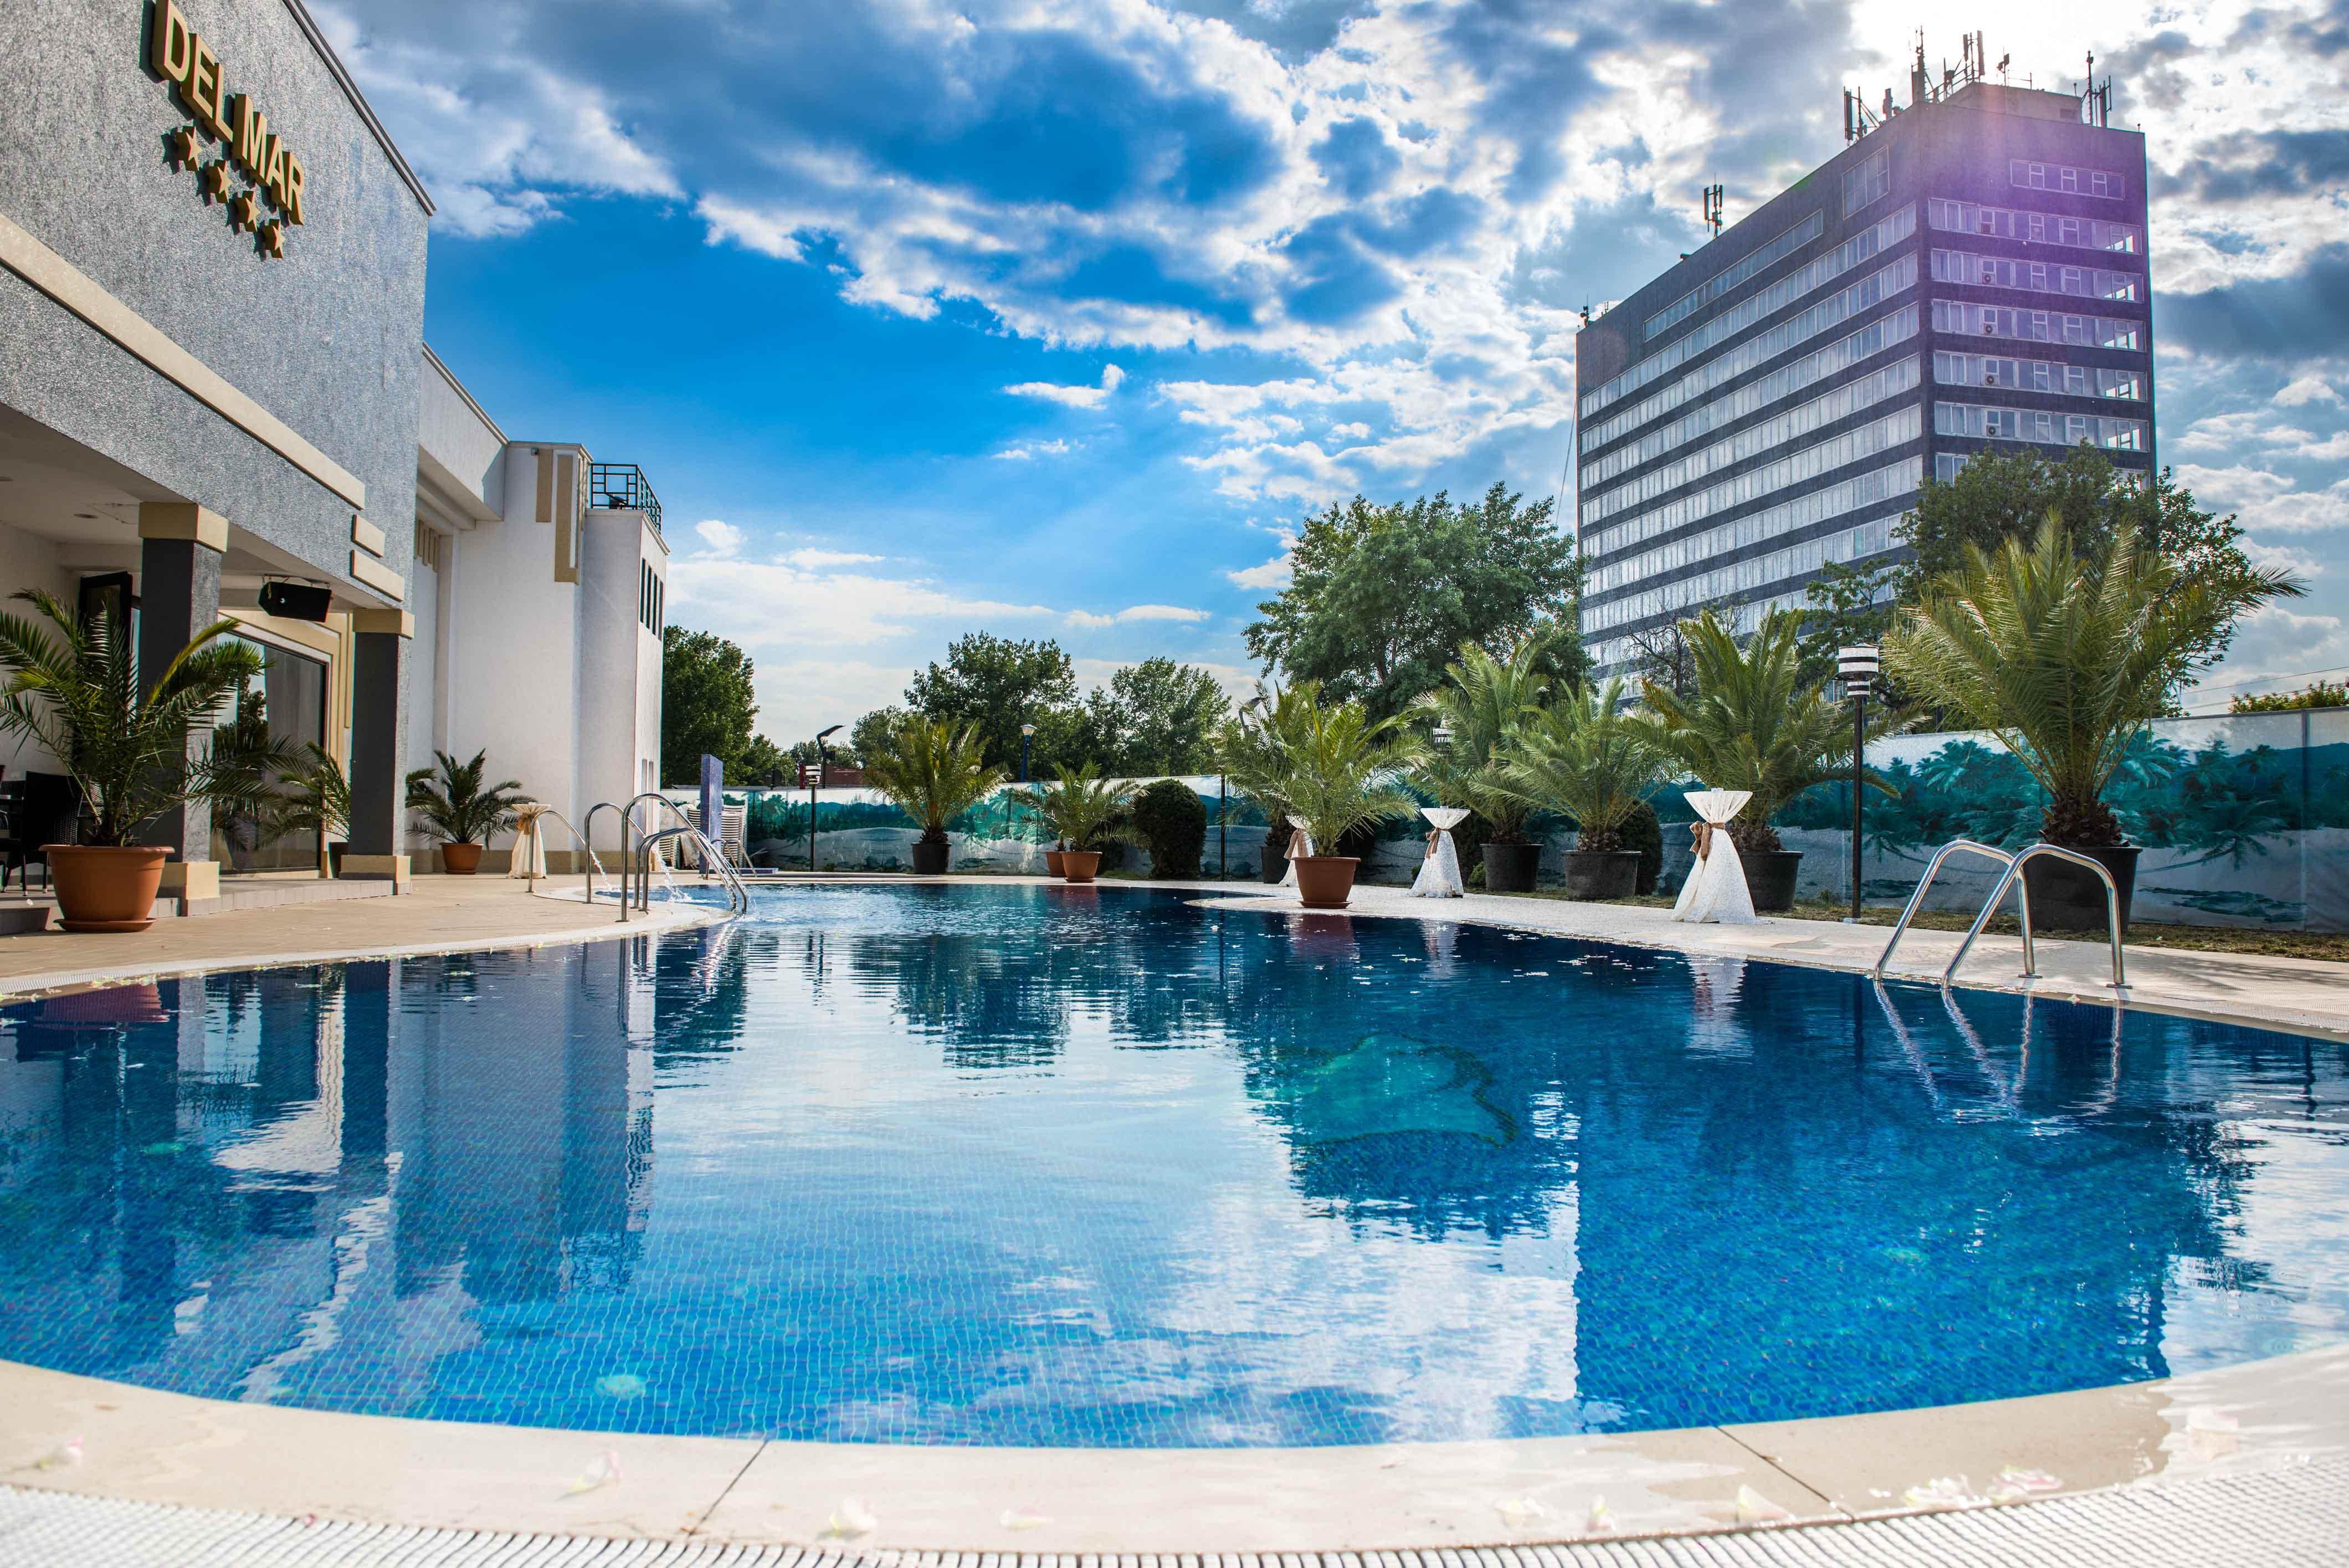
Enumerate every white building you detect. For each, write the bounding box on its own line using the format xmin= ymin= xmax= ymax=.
xmin=413 ymin=350 xmax=666 ymax=873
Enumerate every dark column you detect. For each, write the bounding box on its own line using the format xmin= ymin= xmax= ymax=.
xmin=345 ymin=611 xmax=412 ymax=883
xmin=135 ymin=505 xmax=226 ymax=869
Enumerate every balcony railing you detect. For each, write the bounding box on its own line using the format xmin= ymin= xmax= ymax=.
xmin=588 ymin=463 xmax=662 ymax=532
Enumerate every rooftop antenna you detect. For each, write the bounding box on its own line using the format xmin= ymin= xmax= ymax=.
xmin=1701 ymin=183 xmax=1725 ymax=240
xmin=1578 ymin=301 xmax=1592 ymax=327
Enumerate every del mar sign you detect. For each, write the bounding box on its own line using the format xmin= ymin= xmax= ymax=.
xmin=147 ymin=0 xmax=307 ymax=258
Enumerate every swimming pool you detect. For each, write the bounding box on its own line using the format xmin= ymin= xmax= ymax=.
xmin=0 ymin=884 xmax=2343 ymax=1448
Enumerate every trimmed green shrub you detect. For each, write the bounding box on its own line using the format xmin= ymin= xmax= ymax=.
xmin=1132 ymin=779 xmax=1207 ymax=878
xmin=1622 ymin=797 xmax=1663 ymax=894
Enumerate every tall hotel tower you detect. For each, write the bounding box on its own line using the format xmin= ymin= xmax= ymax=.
xmin=1573 ymin=47 xmax=2153 ymax=675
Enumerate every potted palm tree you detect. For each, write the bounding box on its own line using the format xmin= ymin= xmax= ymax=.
xmin=1231 ymin=683 xmax=1419 ymax=909
xmin=1216 ymin=685 xmax=1307 ymax=884
xmin=0 ymin=590 xmax=281 ymax=931
xmin=1496 ymin=678 xmax=1665 ymax=900
xmin=406 ymin=749 xmax=526 ymax=873
xmin=1013 ymin=765 xmax=1134 ymax=883
xmin=1888 ymin=516 xmax=2299 ymax=930
xmin=863 ymin=716 xmax=1004 ymax=874
xmin=1634 ymin=609 xmax=1892 ymax=912
xmin=268 ymin=744 xmax=352 ymax=877
xmin=1415 ymin=640 xmax=1548 ymax=891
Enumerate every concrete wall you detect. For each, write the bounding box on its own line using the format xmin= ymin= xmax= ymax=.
xmin=0 ymin=0 xmax=430 ymax=593
xmin=0 ymin=521 xmax=75 ymax=777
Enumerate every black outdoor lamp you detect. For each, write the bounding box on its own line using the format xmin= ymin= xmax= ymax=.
xmin=1837 ymin=647 xmax=1880 ymax=923
xmin=1019 ymin=721 xmax=1036 ymax=783
xmin=809 ymin=724 xmax=842 ymax=872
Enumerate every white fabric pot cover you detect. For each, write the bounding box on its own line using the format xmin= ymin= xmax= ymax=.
xmin=1279 ymin=815 xmax=1315 ymax=889
xmin=508 ymin=802 xmax=551 ymax=880
xmin=1407 ymin=807 xmax=1469 ymax=898
xmin=1671 ymin=789 xmax=1756 ymax=925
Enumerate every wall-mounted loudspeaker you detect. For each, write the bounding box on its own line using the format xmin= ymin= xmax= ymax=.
xmin=259 ymin=581 xmax=332 ymax=622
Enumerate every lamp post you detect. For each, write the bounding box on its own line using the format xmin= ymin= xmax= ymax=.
xmin=1837 ymin=647 xmax=1880 ymax=923
xmin=1019 ymin=721 xmax=1035 ymax=784
xmin=809 ymin=724 xmax=842 ymax=873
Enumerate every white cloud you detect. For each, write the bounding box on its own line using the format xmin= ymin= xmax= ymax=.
xmin=1329 ymin=422 xmax=1372 ymax=440
xmin=992 ymin=439 xmax=1074 ymax=460
xmin=1225 ymin=531 xmax=1296 ymax=591
xmin=782 ymin=547 xmax=884 ymax=568
xmin=2276 ymin=375 xmax=2341 ymax=408
xmin=1065 ymin=603 xmax=1211 ymax=628
xmin=695 ymin=518 xmax=745 ymax=556
xmin=2178 ymin=464 xmax=2349 ymax=535
xmin=1003 ymin=365 xmax=1128 ymax=409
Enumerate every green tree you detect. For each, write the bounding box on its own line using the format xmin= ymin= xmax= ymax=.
xmin=848 ymin=706 xmax=905 ymax=769
xmin=1109 ymin=658 xmax=1229 ymax=775
xmin=1892 ymin=447 xmax=2265 ymax=674
xmin=736 ymin=734 xmax=793 ymax=787
xmin=1130 ymin=777 xmax=1208 ymax=874
xmin=1244 ymin=481 xmax=1584 ymax=720
xmin=2232 ymin=679 xmax=2349 ymax=714
xmin=660 ymin=626 xmax=758 ymax=785
xmin=905 ymin=632 xmax=1080 ymax=773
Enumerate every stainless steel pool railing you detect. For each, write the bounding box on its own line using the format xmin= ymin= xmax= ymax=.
xmin=581 ymin=793 xmax=732 ymax=920
xmin=637 ymin=824 xmax=751 ymax=917
xmin=519 ymin=808 xmax=615 ymax=904
xmin=581 ymin=801 xmax=639 ymax=917
xmin=1874 ymin=838 xmax=2126 ymax=992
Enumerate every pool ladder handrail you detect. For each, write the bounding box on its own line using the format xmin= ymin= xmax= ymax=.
xmin=637 ymin=824 xmax=751 ymax=917
xmin=516 ymin=808 xmax=614 ymax=903
xmin=582 ymin=793 xmax=717 ymax=921
xmin=1873 ymin=838 xmax=2125 ymax=991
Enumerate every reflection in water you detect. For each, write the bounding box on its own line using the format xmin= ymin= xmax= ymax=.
xmin=0 ymin=885 xmax=2343 ymax=1448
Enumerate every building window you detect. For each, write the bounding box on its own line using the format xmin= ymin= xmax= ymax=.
xmin=1587 ymin=457 xmax=1922 ymax=602
xmin=1580 ymin=307 xmax=1921 ymax=488
xmin=218 ymin=635 xmax=331 ymax=873
xmin=1931 ymin=351 xmax=2142 ymax=401
xmin=1644 ymin=212 xmax=1827 ymax=341
xmin=1581 ymin=208 xmax=1916 ymax=419
xmin=1930 ymin=299 xmax=2142 ymax=352
xmin=1926 ymin=197 xmax=2140 ymax=254
xmin=1843 ymin=151 xmax=1890 ymax=216
xmin=1930 ymin=249 xmax=2140 ymax=303
xmin=2007 ymin=159 xmax=2125 ymax=201
xmin=1933 ymin=400 xmax=2146 ymax=450
xmin=1582 ymin=357 xmax=1921 ymax=526
xmin=1584 ymin=504 xmax=1907 ymax=634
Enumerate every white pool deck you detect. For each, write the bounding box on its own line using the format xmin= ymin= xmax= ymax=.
xmin=1 ymin=872 xmax=2345 ymax=1563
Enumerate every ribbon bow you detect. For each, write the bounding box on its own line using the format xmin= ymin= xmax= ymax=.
xmin=1424 ymin=827 xmax=1443 ymax=860
xmin=1690 ymin=821 xmax=1714 ymax=861
xmin=1286 ymin=828 xmax=1310 ymax=861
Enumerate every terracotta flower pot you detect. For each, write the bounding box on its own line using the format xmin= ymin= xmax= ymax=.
xmin=1060 ymin=849 xmax=1102 ymax=883
xmin=45 ymin=844 xmax=169 ymax=932
xmin=442 ymin=842 xmax=485 ymax=874
xmin=1045 ymin=848 xmax=1066 ymax=877
xmin=1292 ymin=854 xmax=1360 ymax=909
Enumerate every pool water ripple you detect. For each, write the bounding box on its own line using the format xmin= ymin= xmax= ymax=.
xmin=0 ymin=884 xmax=2344 ymax=1447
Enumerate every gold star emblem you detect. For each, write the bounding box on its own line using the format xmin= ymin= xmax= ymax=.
xmin=201 ymin=160 xmax=232 ymax=201
xmin=166 ymin=125 xmax=200 ymax=170
xmin=257 ymin=222 xmax=285 ymax=259
xmin=228 ymin=191 xmax=258 ymax=233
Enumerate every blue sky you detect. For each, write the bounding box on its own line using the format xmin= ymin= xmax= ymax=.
xmin=324 ymin=0 xmax=2349 ymax=742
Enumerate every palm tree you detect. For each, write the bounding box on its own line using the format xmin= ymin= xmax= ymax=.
xmin=1271 ymin=685 xmax=1424 ymax=853
xmin=1013 ymin=763 xmax=1134 ymax=850
xmin=1413 ymin=638 xmax=1550 ymax=845
xmin=405 ymin=749 xmax=527 ymax=846
xmin=1494 ymin=679 xmax=1665 ymax=852
xmin=268 ymin=743 xmax=352 ymax=853
xmin=1214 ymin=681 xmax=1311 ymax=833
xmin=1886 ymin=516 xmax=2301 ymax=846
xmin=863 ymin=716 xmax=1005 ymax=844
xmin=0 ymin=590 xmax=287 ymax=846
xmin=1632 ymin=608 xmax=1896 ymax=854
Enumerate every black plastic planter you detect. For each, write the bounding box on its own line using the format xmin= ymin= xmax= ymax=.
xmin=1560 ymin=849 xmax=1642 ymax=901
xmin=1742 ymin=850 xmax=1802 ymax=913
xmin=2021 ymin=844 xmax=2138 ymax=934
xmin=910 ymin=838 xmax=950 ymax=875
xmin=1483 ymin=841 xmax=1540 ymax=893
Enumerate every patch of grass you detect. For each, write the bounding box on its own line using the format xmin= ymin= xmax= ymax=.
xmin=1490 ymin=889 xmax=2349 ymax=962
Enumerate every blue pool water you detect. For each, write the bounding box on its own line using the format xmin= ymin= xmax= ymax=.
xmin=1 ymin=884 xmax=2345 ymax=1448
